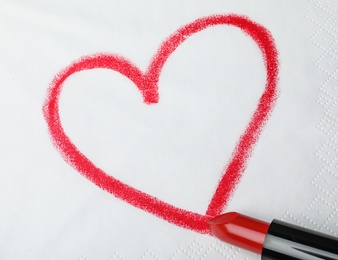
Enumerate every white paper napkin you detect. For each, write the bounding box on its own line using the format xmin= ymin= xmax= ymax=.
xmin=0 ymin=0 xmax=337 ymax=259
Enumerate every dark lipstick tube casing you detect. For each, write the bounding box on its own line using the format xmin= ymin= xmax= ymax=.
xmin=209 ymin=212 xmax=338 ymax=260
xmin=262 ymin=219 xmax=338 ymax=259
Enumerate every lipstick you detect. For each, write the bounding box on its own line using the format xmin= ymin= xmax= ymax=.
xmin=208 ymin=212 xmax=338 ymax=259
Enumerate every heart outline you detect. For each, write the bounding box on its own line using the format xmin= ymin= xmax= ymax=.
xmin=43 ymin=14 xmax=278 ymax=234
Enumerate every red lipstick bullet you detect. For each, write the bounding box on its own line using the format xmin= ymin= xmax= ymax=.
xmin=209 ymin=212 xmax=338 ymax=259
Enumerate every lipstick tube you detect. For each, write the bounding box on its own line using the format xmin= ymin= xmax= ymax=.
xmin=209 ymin=212 xmax=338 ymax=260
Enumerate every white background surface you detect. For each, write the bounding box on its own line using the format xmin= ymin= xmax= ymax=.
xmin=0 ymin=0 xmax=337 ymax=259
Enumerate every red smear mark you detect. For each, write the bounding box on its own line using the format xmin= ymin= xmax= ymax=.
xmin=43 ymin=14 xmax=278 ymax=234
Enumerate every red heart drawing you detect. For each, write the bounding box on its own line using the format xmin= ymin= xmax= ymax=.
xmin=43 ymin=14 xmax=278 ymax=234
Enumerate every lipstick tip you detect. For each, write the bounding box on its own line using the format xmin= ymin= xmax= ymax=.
xmin=208 ymin=212 xmax=270 ymax=254
xmin=208 ymin=211 xmax=239 ymax=225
